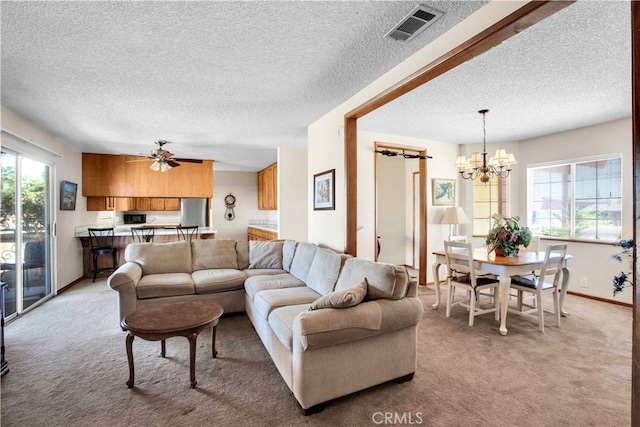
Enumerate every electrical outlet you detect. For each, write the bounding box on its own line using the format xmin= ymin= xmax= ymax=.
xmin=580 ymin=277 xmax=588 ymax=288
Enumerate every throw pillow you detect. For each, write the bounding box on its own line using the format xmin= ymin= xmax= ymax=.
xmin=308 ymin=278 xmax=368 ymax=311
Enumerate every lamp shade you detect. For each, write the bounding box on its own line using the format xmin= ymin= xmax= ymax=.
xmin=439 ymin=206 xmax=470 ymax=225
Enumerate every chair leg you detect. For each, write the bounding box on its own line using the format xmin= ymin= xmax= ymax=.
xmin=468 ymin=289 xmax=476 ymax=327
xmin=517 ymin=290 xmax=523 ymax=312
xmin=92 ymin=254 xmax=98 ymax=282
xmin=445 ymin=284 xmax=453 ymax=318
xmin=536 ymin=293 xmax=544 ymax=332
xmin=553 ymin=289 xmax=561 ymax=328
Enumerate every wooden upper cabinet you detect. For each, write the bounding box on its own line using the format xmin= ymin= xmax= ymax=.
xmin=257 ymin=162 xmax=277 ymax=210
xmin=82 ymin=153 xmax=126 ymax=196
xmin=82 ymin=153 xmax=213 ymax=198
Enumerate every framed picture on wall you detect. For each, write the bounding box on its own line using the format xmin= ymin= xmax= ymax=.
xmin=313 ymin=169 xmax=335 ymax=210
xmin=60 ymin=180 xmax=78 ymax=211
xmin=432 ymin=178 xmax=455 ymax=206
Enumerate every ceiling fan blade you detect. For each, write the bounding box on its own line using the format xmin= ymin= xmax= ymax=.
xmin=167 ymin=160 xmax=181 ymax=167
xmin=174 ymin=158 xmax=203 ymax=163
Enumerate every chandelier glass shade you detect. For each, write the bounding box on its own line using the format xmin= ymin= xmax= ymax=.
xmin=150 ymin=159 xmax=172 ymax=172
xmin=455 ymin=109 xmax=516 ymax=183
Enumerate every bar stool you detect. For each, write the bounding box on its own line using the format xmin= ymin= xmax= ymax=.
xmin=88 ymin=228 xmax=118 ymax=282
xmin=176 ymin=225 xmax=198 ymax=241
xmin=131 ymin=227 xmax=154 ymax=243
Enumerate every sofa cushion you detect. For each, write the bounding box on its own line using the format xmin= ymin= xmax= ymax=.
xmin=244 ymin=269 xmax=287 ymax=278
xmin=254 ymin=287 xmax=321 ymax=320
xmin=289 ymin=242 xmax=318 ymax=282
xmin=282 ymin=240 xmax=297 ymax=272
xmin=335 ymin=258 xmax=409 ymax=300
xmin=268 ymin=304 xmax=310 ymax=351
xmin=249 ymin=240 xmax=284 ymax=269
xmin=308 ymin=279 xmax=367 ymax=310
xmin=305 ymin=247 xmax=342 ymax=296
xmin=192 ymin=269 xmax=246 ymax=294
xmin=236 ymin=240 xmax=250 ymax=270
xmin=244 ymin=273 xmax=306 ymax=301
xmin=136 ymin=273 xmax=195 ymax=299
xmin=191 ymin=239 xmax=238 ymax=270
xmin=125 ymin=241 xmax=192 ymax=275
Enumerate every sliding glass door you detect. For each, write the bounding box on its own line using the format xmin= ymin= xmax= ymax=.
xmin=1 ymin=149 xmax=53 ymax=318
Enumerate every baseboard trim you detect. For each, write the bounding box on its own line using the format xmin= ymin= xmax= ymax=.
xmin=57 ymin=276 xmax=85 ymax=294
xmin=566 ymin=290 xmax=633 ymax=308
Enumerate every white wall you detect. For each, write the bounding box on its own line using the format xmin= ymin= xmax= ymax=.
xmin=278 ymin=147 xmax=308 ymax=242
xmin=307 ymin=1 xmax=526 ymax=252
xmin=1 ymin=105 xmax=88 ymax=290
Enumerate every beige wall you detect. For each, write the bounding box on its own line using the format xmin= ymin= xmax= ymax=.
xmin=278 ymin=147 xmax=308 ymax=242
xmin=212 ymin=171 xmax=262 ymax=241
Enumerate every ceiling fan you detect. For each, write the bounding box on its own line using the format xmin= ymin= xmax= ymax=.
xmin=135 ymin=140 xmax=203 ymax=172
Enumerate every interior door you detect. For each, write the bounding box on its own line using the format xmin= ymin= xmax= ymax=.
xmin=0 ymin=150 xmax=53 ymax=318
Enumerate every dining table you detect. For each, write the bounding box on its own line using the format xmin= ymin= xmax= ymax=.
xmin=431 ymin=248 xmax=572 ymax=335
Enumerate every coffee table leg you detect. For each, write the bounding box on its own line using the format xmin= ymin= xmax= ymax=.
xmin=188 ymin=333 xmax=197 ymax=389
xmin=160 ymin=339 xmax=166 ymax=358
xmin=211 ymin=325 xmax=218 ymax=358
xmin=125 ymin=333 xmax=135 ymax=388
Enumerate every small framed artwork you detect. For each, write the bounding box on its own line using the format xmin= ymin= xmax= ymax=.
xmin=313 ymin=169 xmax=335 ymax=211
xmin=60 ymin=180 xmax=78 ymax=211
xmin=432 ymin=178 xmax=456 ymax=206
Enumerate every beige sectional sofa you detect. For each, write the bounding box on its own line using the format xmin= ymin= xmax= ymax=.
xmin=107 ymin=239 xmax=423 ymax=414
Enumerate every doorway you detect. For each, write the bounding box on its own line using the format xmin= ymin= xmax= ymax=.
xmin=1 ymin=149 xmax=53 ymax=318
xmin=374 ymin=142 xmax=426 ymax=275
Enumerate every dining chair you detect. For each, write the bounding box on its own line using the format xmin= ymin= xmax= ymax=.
xmin=130 ymin=227 xmax=154 ymax=243
xmin=444 ymin=241 xmax=500 ymax=326
xmin=87 ymin=228 xmax=118 ymax=282
xmin=509 ymin=243 xmax=568 ymax=332
xmin=176 ymin=225 xmax=199 ymax=241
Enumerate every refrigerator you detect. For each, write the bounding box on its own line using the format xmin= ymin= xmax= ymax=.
xmin=180 ymin=198 xmax=209 ymax=227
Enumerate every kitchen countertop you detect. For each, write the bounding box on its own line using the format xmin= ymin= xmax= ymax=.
xmin=75 ymin=225 xmax=217 ymax=238
xmin=247 ymin=224 xmax=278 ymax=233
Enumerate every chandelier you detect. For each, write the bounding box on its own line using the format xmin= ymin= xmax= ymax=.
xmin=455 ymin=109 xmax=516 ymax=183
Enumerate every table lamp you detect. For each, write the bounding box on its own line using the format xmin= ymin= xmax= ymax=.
xmin=440 ymin=206 xmax=470 ymax=238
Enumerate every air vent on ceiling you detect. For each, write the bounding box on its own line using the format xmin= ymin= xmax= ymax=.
xmin=385 ymin=4 xmax=444 ymax=42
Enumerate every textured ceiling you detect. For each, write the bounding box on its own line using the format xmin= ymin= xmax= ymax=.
xmin=0 ymin=1 xmax=485 ymax=171
xmin=360 ymin=1 xmax=631 ymax=145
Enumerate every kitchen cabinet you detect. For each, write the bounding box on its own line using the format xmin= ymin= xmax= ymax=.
xmin=257 ymin=162 xmax=277 ymax=210
xmin=82 ymin=154 xmax=126 ymax=196
xmin=82 ymin=153 xmax=213 ymax=198
xmin=247 ymin=227 xmax=278 ymax=241
xmin=86 ymin=197 xmax=180 ymax=212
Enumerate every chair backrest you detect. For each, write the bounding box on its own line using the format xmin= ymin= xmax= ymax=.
xmin=88 ymin=228 xmax=114 ymax=250
xmin=131 ymin=227 xmax=154 ymax=243
xmin=24 ymin=240 xmax=45 ymax=265
xmin=443 ymin=241 xmax=481 ymax=288
xmin=537 ymin=243 xmax=567 ymax=287
xmin=176 ymin=225 xmax=198 ymax=241
xmin=448 ymin=235 xmax=467 ymax=243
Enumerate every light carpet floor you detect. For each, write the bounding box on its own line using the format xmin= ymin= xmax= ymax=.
xmin=0 ymin=278 xmax=632 ymax=426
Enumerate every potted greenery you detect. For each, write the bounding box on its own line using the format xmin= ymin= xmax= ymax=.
xmin=485 ymin=213 xmax=533 ymax=257
xmin=612 ymin=239 xmax=633 ymax=296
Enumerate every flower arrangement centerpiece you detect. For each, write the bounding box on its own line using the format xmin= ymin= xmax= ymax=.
xmin=485 ymin=213 xmax=532 ymax=257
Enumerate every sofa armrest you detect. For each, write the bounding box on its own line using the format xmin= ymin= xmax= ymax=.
xmin=107 ymin=262 xmax=142 ymax=290
xmin=106 ymin=262 xmax=143 ymax=325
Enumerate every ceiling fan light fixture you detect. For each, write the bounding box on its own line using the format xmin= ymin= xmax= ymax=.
xmin=150 ymin=161 xmax=160 ymax=171
xmin=160 ymin=162 xmax=171 ymax=172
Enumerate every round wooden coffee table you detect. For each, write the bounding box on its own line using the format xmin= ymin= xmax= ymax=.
xmin=121 ymin=300 xmax=224 ymax=389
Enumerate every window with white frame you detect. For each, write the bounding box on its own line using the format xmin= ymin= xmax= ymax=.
xmin=473 ymin=176 xmax=509 ymax=235
xmin=528 ymin=154 xmax=622 ymax=240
